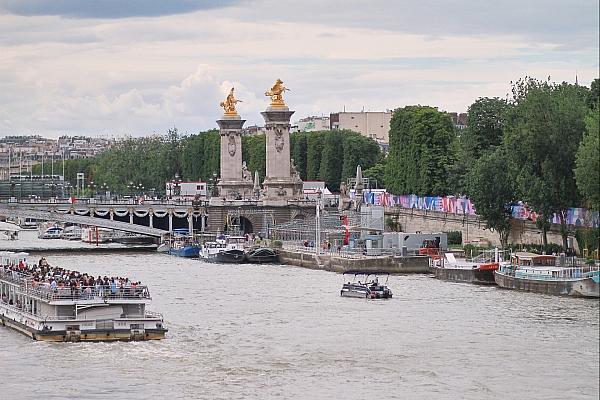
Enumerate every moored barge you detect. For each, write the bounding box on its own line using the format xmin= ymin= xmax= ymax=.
xmin=0 ymin=251 xmax=167 ymax=341
xmin=430 ymin=251 xmax=505 ymax=285
xmin=494 ymin=252 xmax=600 ymax=298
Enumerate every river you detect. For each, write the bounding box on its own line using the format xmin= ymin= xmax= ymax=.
xmin=1 ymin=232 xmax=599 ymax=399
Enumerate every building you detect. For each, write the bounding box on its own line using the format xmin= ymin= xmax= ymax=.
xmin=447 ymin=112 xmax=468 ymax=129
xmin=165 ymin=181 xmax=207 ymax=199
xmin=295 ymin=116 xmax=330 ymax=132
xmin=330 ymin=111 xmax=393 ymax=143
xmin=241 ymin=125 xmax=266 ymax=136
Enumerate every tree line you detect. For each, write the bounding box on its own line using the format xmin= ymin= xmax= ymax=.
xmin=370 ymin=77 xmax=599 ymax=250
xmin=36 ymin=128 xmax=380 ymax=194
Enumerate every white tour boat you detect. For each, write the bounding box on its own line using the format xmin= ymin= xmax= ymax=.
xmin=0 ymin=251 xmax=167 ymax=342
xmin=199 ymin=235 xmax=246 ymax=262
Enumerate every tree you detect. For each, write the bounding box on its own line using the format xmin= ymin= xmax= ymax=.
xmin=504 ymin=78 xmax=589 ymax=251
xmin=386 ymin=105 xmax=455 ymax=195
xmin=447 ymin=98 xmax=511 ymax=195
xmin=467 ymin=149 xmax=515 ymax=248
xmin=575 ymin=107 xmax=600 ymax=210
xmin=364 ymin=161 xmax=386 ymax=188
xmin=319 ymin=131 xmax=344 ymax=191
xmin=341 ymin=131 xmax=380 ymax=184
xmin=242 ymin=134 xmax=266 ymax=181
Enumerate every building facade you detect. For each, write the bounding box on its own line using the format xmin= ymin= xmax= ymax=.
xmin=330 ymin=111 xmax=393 ymax=143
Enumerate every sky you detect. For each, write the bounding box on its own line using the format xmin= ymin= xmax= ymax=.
xmin=0 ymin=0 xmax=598 ymax=138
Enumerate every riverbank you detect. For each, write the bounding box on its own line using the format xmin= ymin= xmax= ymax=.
xmin=278 ymin=248 xmax=430 ymax=274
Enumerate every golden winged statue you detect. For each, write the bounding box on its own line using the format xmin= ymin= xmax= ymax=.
xmin=220 ymin=87 xmax=242 ymax=116
xmin=265 ymin=79 xmax=289 ymax=107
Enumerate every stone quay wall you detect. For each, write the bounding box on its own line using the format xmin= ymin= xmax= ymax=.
xmin=385 ymin=207 xmax=570 ymax=248
xmin=278 ymin=249 xmax=430 ymax=274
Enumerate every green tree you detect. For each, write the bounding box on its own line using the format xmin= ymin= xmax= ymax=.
xmin=364 ymin=161 xmax=386 ymax=188
xmin=467 ymin=149 xmax=515 ymax=248
xmin=575 ymin=107 xmax=600 ymax=210
xmin=242 ymin=134 xmax=266 ymax=181
xmin=319 ymin=131 xmax=344 ymax=191
xmin=447 ymin=98 xmax=510 ymax=195
xmin=306 ymin=132 xmax=325 ymax=180
xmin=505 ymin=78 xmax=589 ymax=251
xmin=386 ymin=105 xmax=455 ymax=195
xmin=341 ymin=131 xmax=380 ymax=184
xmin=290 ymin=132 xmax=308 ymax=179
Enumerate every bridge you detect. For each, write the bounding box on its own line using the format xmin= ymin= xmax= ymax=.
xmin=0 ymin=200 xmax=208 ymax=237
xmin=0 ymin=199 xmax=315 ymax=237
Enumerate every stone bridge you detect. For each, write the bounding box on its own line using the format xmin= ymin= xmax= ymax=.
xmin=0 ymin=199 xmax=315 ymax=237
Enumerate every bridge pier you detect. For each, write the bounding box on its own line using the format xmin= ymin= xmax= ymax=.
xmin=168 ymin=212 xmax=173 ymax=232
xmin=188 ymin=216 xmax=193 ymax=235
xmin=129 ymin=211 xmax=134 ymax=224
xmin=110 ymin=210 xmax=114 ymax=221
xmin=149 ymin=213 xmax=153 ymax=228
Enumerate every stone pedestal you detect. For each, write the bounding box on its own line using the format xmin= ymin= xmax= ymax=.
xmin=217 ymin=116 xmax=253 ymax=199
xmin=261 ymin=106 xmax=303 ymax=200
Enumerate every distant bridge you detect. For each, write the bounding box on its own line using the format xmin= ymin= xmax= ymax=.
xmin=0 ymin=200 xmax=208 ymax=237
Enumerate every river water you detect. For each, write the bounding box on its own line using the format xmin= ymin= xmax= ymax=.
xmin=1 ymin=233 xmax=599 ymax=399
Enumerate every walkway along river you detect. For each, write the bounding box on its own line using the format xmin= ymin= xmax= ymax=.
xmin=0 ymin=235 xmax=598 ymax=399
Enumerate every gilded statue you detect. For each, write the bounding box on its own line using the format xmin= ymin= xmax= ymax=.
xmin=264 ymin=79 xmax=289 ymax=107
xmin=220 ymin=87 xmax=242 ymax=115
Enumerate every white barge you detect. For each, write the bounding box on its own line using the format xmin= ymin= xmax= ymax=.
xmin=0 ymin=252 xmax=167 ymax=342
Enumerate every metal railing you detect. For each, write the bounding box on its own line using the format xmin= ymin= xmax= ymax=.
xmin=1 ymin=268 xmax=151 ymax=302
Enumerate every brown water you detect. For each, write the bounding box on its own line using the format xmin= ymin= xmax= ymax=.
xmin=1 ymin=242 xmax=599 ymax=399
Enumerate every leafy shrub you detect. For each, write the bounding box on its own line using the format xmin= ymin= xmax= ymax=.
xmin=445 ymin=231 xmax=462 ymax=246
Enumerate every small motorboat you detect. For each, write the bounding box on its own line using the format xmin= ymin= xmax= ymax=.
xmin=38 ymin=224 xmax=63 ymax=239
xmin=340 ymin=271 xmax=393 ymax=299
xmin=216 ymin=249 xmax=246 ymax=263
xmin=60 ymin=225 xmax=82 ymax=240
xmin=246 ymin=248 xmax=279 ymax=264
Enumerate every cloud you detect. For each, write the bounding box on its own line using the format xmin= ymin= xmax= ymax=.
xmin=0 ymin=1 xmax=597 ymax=138
xmin=0 ymin=0 xmax=240 ymax=19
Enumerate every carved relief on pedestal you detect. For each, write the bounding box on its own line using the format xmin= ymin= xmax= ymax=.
xmin=228 ymin=133 xmax=236 ymax=157
xmin=276 ymin=186 xmax=287 ymax=197
xmin=274 ymin=127 xmax=284 ymax=152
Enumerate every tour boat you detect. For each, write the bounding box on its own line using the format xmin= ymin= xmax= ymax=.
xmin=81 ymin=227 xmax=114 ymax=243
xmin=168 ymin=235 xmax=200 ymax=258
xmin=60 ymin=225 xmax=83 ymax=240
xmin=430 ymin=251 xmax=503 ymax=285
xmin=340 ymin=271 xmax=393 ymax=299
xmin=0 ymin=252 xmax=167 ymax=341
xmin=494 ymin=252 xmax=600 ymax=298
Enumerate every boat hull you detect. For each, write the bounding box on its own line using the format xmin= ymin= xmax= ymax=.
xmin=340 ymin=290 xmax=368 ymax=298
xmin=494 ymin=272 xmax=600 ymax=298
xmin=0 ymin=314 xmax=167 ymax=342
xmin=169 ymin=246 xmax=200 ymax=258
xmin=431 ymin=266 xmax=496 ymax=285
xmin=215 ymin=250 xmax=246 ymax=264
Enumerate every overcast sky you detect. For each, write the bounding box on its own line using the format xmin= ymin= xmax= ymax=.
xmin=1 ymin=0 xmax=598 ymax=138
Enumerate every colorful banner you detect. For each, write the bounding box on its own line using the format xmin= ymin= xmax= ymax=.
xmin=359 ymin=191 xmax=599 ymax=228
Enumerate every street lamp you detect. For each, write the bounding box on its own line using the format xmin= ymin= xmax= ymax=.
xmin=315 ymin=188 xmax=322 ymax=255
xmin=210 ymin=172 xmax=218 ymax=197
xmin=89 ymin=181 xmax=96 ymax=198
xmin=100 ymin=183 xmax=109 ymax=200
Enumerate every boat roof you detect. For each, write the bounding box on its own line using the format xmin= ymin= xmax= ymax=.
xmin=343 ymin=270 xmax=390 ymax=276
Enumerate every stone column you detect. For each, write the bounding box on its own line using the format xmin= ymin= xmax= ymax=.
xmin=216 ymin=116 xmax=253 ymax=199
xmin=261 ymin=107 xmax=303 ymax=200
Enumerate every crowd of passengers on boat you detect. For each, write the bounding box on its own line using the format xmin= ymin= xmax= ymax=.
xmin=1 ymin=257 xmax=147 ymax=302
